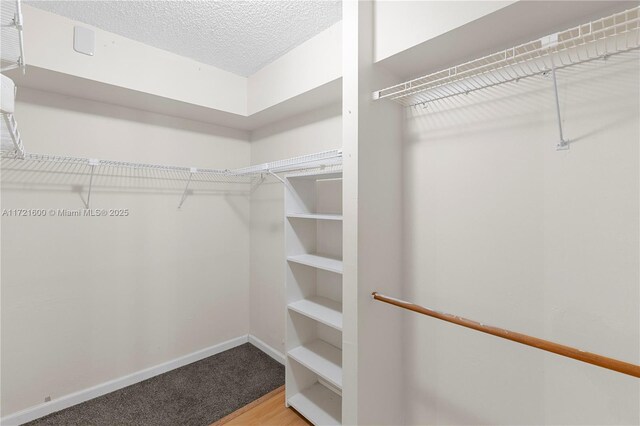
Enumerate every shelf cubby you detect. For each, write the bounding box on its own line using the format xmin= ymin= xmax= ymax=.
xmin=288 ymin=382 xmax=342 ymax=426
xmin=288 ymin=339 xmax=342 ymax=390
xmin=288 ymin=296 xmax=343 ymax=331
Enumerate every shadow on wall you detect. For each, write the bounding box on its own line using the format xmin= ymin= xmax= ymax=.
xmin=403 ymin=51 xmax=640 ymax=146
xmin=251 ymin=102 xmax=342 ymax=141
xmin=407 ymin=381 xmax=492 ymax=425
xmin=16 ymin=87 xmax=249 ymax=140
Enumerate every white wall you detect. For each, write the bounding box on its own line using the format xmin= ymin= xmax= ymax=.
xmin=22 ymin=5 xmax=343 ymax=123
xmin=0 ymin=88 xmax=251 ymax=417
xmin=342 ymin=1 xmax=406 ymax=423
xmin=248 ymin=22 xmax=342 ymax=116
xmin=23 ymin=5 xmax=247 ymax=115
xmin=373 ymin=1 xmax=514 ymax=62
xmin=401 ymin=49 xmax=639 ymax=424
xmin=248 ymin=104 xmax=342 ymax=356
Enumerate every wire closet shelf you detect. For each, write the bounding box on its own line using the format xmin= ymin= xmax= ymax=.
xmin=1 ymin=150 xmax=342 ymax=208
xmin=1 ymin=0 xmax=26 ymax=159
xmin=0 ymin=149 xmax=343 ymax=185
xmin=1 ymin=0 xmax=25 ymax=73
xmin=373 ymin=6 xmax=640 ymax=107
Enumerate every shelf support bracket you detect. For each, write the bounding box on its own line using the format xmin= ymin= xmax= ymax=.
xmin=178 ymin=168 xmax=196 ymax=209
xmin=250 ymin=173 xmax=266 ymax=194
xmin=268 ymin=170 xmax=286 ymax=185
xmin=85 ymin=159 xmax=99 ymax=208
xmin=551 ymin=64 xmax=569 ymax=151
xmin=14 ymin=5 xmax=25 ymax=75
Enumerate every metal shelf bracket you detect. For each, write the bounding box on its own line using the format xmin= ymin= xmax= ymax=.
xmin=268 ymin=170 xmax=286 ymax=185
xmin=550 ymin=64 xmax=569 ymax=151
xmin=85 ymin=158 xmax=99 ymax=208
xmin=177 ymin=167 xmax=197 ymax=209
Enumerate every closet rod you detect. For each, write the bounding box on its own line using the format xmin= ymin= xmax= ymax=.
xmin=371 ymin=292 xmax=640 ymax=378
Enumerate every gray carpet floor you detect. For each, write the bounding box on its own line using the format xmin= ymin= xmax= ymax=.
xmin=25 ymin=343 xmax=284 ymax=426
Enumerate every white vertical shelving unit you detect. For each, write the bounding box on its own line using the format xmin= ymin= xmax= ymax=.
xmin=285 ymin=170 xmax=343 ymax=425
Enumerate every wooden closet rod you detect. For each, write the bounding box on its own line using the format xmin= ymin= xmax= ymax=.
xmin=371 ymin=292 xmax=640 ymax=378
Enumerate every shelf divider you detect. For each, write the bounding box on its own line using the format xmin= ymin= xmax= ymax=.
xmin=288 ymin=296 xmax=343 ymax=331
xmin=287 ymin=213 xmax=343 ymax=221
xmin=287 ymin=254 xmax=343 ymax=274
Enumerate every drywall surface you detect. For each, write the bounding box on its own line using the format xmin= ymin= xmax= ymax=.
xmin=0 ymin=88 xmax=251 ymax=416
xmin=248 ymin=104 xmax=341 ymax=356
xmin=27 ymin=0 xmax=341 ymax=77
xmin=19 ymin=5 xmax=343 ymax=129
xmin=248 ymin=22 xmax=342 ymax=115
xmin=342 ymin=2 xmax=406 ymax=423
xmin=373 ymin=0 xmax=514 ymax=62
xmin=401 ymin=52 xmax=639 ymax=424
xmin=22 ymin=5 xmax=247 ymax=115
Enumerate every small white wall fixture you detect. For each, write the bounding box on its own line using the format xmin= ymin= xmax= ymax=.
xmin=73 ymin=26 xmax=95 ymax=56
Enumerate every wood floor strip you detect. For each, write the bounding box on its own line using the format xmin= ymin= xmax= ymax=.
xmin=210 ymin=386 xmax=285 ymax=426
xmin=210 ymin=385 xmax=309 ymax=426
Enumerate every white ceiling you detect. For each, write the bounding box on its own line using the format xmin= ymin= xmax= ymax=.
xmin=26 ymin=0 xmax=342 ymax=77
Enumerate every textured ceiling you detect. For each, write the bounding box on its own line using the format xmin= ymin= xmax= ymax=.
xmin=26 ymin=0 xmax=342 ymax=77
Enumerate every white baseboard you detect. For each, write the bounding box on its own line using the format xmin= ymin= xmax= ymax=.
xmin=248 ymin=334 xmax=285 ymax=365
xmin=1 ymin=335 xmax=249 ymax=426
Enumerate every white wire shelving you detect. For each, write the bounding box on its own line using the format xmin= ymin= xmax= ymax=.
xmin=1 ymin=0 xmax=26 ymax=159
xmin=1 ymin=0 xmax=25 ymax=73
xmin=373 ymin=6 xmax=640 ymax=108
xmin=232 ymin=149 xmax=343 ymax=184
xmin=0 ymin=149 xmax=342 ymax=207
xmin=0 ymin=149 xmax=342 ymax=179
xmin=0 ymin=0 xmax=340 ymax=207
